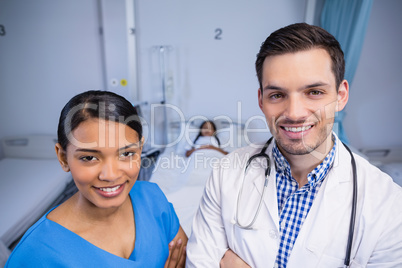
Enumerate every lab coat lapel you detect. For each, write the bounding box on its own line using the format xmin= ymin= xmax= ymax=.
xmin=251 ymin=142 xmax=279 ymax=230
xmin=231 ymin=152 xmax=280 ymax=268
xmin=252 ymin=164 xmax=279 ymax=230
xmin=288 ymin=142 xmax=353 ymax=267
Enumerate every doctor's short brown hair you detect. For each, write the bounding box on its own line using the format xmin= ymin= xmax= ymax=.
xmin=255 ymin=23 xmax=345 ymax=92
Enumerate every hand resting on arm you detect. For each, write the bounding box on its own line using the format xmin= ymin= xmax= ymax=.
xmin=220 ymin=249 xmax=251 ymax=268
xmin=165 ymin=226 xmax=188 ymax=268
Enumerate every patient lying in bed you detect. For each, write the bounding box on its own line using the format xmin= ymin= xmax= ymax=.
xmin=150 ymin=120 xmax=233 ymax=235
xmin=185 ymin=120 xmax=228 ymax=157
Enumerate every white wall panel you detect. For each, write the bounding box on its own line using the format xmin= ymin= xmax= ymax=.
xmin=134 ymin=0 xmax=307 ymax=146
xmin=0 ymin=0 xmax=104 ymax=157
xmin=344 ymin=0 xmax=402 ymax=149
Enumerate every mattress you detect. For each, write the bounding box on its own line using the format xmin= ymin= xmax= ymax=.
xmin=0 ymin=158 xmax=72 ymax=247
xmin=150 ymin=147 xmax=225 ymax=235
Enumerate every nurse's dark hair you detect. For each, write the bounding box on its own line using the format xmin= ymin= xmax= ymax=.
xmin=255 ymin=22 xmax=345 ymax=91
xmin=57 ymin=90 xmax=142 ymax=150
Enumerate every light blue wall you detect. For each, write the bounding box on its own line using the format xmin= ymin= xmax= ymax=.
xmin=343 ymin=0 xmax=402 ymax=149
xmin=0 ymin=0 xmax=105 ymax=158
xmin=0 ymin=0 xmax=400 ymax=157
xmin=135 ymin=0 xmax=306 ymax=120
xmin=134 ymin=0 xmax=307 ymax=146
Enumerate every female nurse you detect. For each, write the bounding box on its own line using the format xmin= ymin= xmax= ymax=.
xmin=6 ymin=90 xmax=187 ymax=267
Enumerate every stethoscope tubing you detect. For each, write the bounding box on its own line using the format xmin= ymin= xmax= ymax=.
xmin=343 ymin=143 xmax=358 ymax=267
xmin=234 ymin=137 xmax=357 ymax=267
xmin=235 ymin=137 xmax=272 ymax=229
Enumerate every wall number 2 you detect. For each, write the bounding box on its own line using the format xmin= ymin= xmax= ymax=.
xmin=215 ymin=28 xmax=222 ymax=40
xmin=0 ymin=25 xmax=6 ymax=36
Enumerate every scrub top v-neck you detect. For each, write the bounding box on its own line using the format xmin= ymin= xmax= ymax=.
xmin=5 ymin=181 xmax=180 ymax=267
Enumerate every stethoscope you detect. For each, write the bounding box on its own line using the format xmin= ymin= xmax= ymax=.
xmin=235 ymin=137 xmax=358 ymax=267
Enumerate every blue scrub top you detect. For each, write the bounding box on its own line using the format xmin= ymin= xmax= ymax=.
xmin=6 ymin=181 xmax=180 ymax=267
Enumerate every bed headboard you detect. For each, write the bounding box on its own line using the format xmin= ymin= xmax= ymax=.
xmin=1 ymin=135 xmax=58 ymax=159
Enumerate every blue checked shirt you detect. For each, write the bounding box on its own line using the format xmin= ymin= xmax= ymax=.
xmin=273 ymin=138 xmax=337 ymax=268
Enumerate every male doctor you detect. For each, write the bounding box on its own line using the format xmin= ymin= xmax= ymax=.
xmin=186 ymin=23 xmax=402 ymax=267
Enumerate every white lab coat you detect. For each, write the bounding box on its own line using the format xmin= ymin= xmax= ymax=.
xmin=186 ymin=136 xmax=402 ymax=267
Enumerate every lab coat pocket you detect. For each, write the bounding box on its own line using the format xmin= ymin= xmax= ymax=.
xmin=317 ymin=254 xmax=345 ymax=268
xmin=230 ymin=224 xmax=278 ymax=267
xmin=318 ymin=255 xmax=364 ymax=268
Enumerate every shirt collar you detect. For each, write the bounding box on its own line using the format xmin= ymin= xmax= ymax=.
xmin=272 ymin=135 xmax=337 ymax=188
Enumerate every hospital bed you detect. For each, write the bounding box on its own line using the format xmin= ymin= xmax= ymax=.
xmin=149 ymin=118 xmax=267 ymax=235
xmin=149 ymin=118 xmax=402 ymax=236
xmin=0 ymin=136 xmax=73 ymax=265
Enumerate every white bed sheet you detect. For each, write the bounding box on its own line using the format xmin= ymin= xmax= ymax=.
xmin=0 ymin=158 xmax=72 ymax=248
xmin=150 ymin=147 xmax=225 ymax=235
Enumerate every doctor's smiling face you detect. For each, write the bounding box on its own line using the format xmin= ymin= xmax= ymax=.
xmin=255 ymin=23 xmax=349 ymax=160
xmin=258 ymin=48 xmax=348 ymax=158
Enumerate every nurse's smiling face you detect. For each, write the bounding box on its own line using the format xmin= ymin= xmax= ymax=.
xmin=258 ymin=48 xmax=348 ymax=158
xmin=57 ymin=118 xmax=142 ymax=210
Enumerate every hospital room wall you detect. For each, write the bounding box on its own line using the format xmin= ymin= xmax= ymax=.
xmin=343 ymin=0 xmax=402 ymax=150
xmin=0 ymin=0 xmax=135 ymax=158
xmin=134 ymin=0 xmax=307 ymax=147
xmin=135 ymin=0 xmax=402 ymax=151
xmin=0 ymin=0 xmax=104 ymax=159
xmin=0 ymin=0 xmax=401 ymax=158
